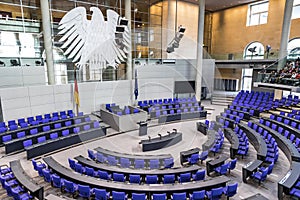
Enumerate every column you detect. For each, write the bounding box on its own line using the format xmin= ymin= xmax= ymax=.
xmin=278 ymin=0 xmax=294 ymax=70
xmin=125 ymin=0 xmax=133 ymax=103
xmin=40 ymin=0 xmax=55 ymax=85
xmin=195 ymin=0 xmax=205 ymax=101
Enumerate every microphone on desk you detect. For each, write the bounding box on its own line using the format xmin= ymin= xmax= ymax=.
xmin=158 ymin=134 xmax=162 ymax=139
xmin=173 ymin=128 xmax=177 ymax=133
xmin=148 ymin=136 xmax=151 ymax=141
xmin=167 ymin=131 xmax=171 ymax=136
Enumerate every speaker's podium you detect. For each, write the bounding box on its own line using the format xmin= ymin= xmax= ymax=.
xmin=138 ymin=121 xmax=148 ymax=136
xmin=253 ymin=82 xmax=300 ymax=99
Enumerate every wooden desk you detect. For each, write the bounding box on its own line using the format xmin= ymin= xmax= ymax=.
xmin=206 ymin=155 xmax=229 ymax=176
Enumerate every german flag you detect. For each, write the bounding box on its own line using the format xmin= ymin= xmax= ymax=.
xmin=74 ymin=68 xmax=80 ymax=107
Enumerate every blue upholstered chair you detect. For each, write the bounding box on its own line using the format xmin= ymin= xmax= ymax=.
xmin=223 ymin=182 xmax=238 ymax=199
xmin=172 ymin=192 xmax=186 ymax=200
xmin=189 ymin=190 xmax=205 ymax=200
xmin=134 ymin=159 xmax=145 ymax=169
xmin=132 ymin=193 xmax=147 ymax=200
xmin=192 ymin=169 xmax=205 ymax=181
xmin=78 ymin=184 xmax=92 ymax=198
xmin=152 ymin=193 xmax=166 ymax=200
xmin=112 ymin=191 xmax=127 ymax=200
xmin=120 ymin=158 xmax=131 ymax=168
xmin=129 ymin=174 xmax=141 ymax=184
xmin=251 ymin=167 xmax=268 ymax=185
xmin=146 ymin=175 xmax=158 ymax=184
xmin=94 ymin=188 xmax=110 ymax=200
xmin=205 ymin=187 xmax=223 ymax=200
xmin=188 ymin=153 xmax=200 ymax=165
xmin=163 ymin=174 xmax=175 ymax=184
xmin=98 ymin=170 xmax=111 ymax=180
xmin=178 ymin=173 xmax=191 ymax=183
xmin=113 ymin=173 xmax=126 ymax=182
xmin=149 ymin=159 xmax=160 ymax=169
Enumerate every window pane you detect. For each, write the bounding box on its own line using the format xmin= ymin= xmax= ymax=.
xmin=294 ymin=0 xmax=300 ymax=6
xmin=292 ymin=6 xmax=300 ymax=19
xmin=260 ymin=12 xmax=268 ymax=24
xmin=250 ymin=14 xmax=259 ymax=26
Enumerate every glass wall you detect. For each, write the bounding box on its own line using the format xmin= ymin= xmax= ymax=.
xmin=0 ymin=0 xmax=163 ymax=83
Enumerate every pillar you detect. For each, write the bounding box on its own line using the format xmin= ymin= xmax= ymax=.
xmin=125 ymin=0 xmax=133 ymax=103
xmin=195 ymin=0 xmax=205 ymax=101
xmin=40 ymin=0 xmax=55 ymax=85
xmin=278 ymin=0 xmax=294 ymax=70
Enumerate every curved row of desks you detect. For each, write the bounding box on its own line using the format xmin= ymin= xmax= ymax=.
xmin=224 ymin=128 xmax=239 ymax=159
xmin=94 ymin=147 xmax=172 ymax=168
xmin=202 ymin=129 xmax=216 ymax=151
xmin=157 ymin=110 xmax=207 ymax=123
xmin=43 ymin=156 xmax=230 ymax=195
xmin=10 ymin=160 xmax=44 ymax=200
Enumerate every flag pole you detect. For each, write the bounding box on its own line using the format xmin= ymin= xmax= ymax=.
xmin=74 ymin=64 xmax=79 ymax=115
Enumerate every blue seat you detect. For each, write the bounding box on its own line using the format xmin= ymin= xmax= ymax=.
xmin=65 ymin=121 xmax=72 ymax=126
xmin=251 ymin=167 xmax=268 ymax=185
xmin=93 ymin=121 xmax=100 ymax=128
xmin=134 ymin=159 xmax=145 ymax=169
xmin=152 ymin=193 xmax=166 ymax=200
xmin=94 ymin=188 xmax=110 ymax=200
xmin=62 ymin=180 xmax=77 ymax=196
xmin=20 ymin=123 xmax=28 ymax=128
xmin=228 ymin=158 xmax=237 ymax=174
xmin=11 ymin=187 xmax=32 ymax=200
xmin=120 ymin=158 xmax=131 ymax=168
xmin=2 ymin=135 xmax=12 ymax=143
xmin=52 ymin=112 xmax=59 ymax=118
xmin=60 ymin=111 xmax=67 ymax=117
xmin=75 ymin=163 xmax=85 ymax=174
xmin=75 ymin=119 xmax=81 ymax=124
xmin=8 ymin=120 xmax=16 ymax=126
xmin=30 ymin=128 xmax=38 ymax=135
xmin=178 ymin=173 xmax=191 ymax=183
xmin=50 ymin=132 xmax=58 ymax=139
xmin=146 ymin=175 xmax=158 ymax=184
xmin=192 ymin=169 xmax=205 ymax=181
xmin=9 ymin=125 xmax=18 ymax=131
xmin=44 ymin=113 xmax=51 ymax=119
xmin=199 ymin=151 xmax=208 ymax=163
xmin=51 ymin=174 xmax=62 ymax=188
xmin=189 ymin=190 xmax=205 ymax=200
xmin=132 ymin=193 xmax=147 ymax=200
xmin=68 ymin=158 xmax=76 ymax=170
xmin=42 ymin=168 xmax=51 ymax=182
xmin=98 ymin=170 xmax=111 ymax=180
xmin=31 ymin=159 xmax=46 ymax=171
xmin=85 ymin=117 xmax=91 ymax=122
xmin=23 ymin=139 xmax=32 ymax=148
xmin=112 ymin=191 xmax=127 ymax=200
xmin=113 ymin=173 xmax=126 ymax=182
xmin=78 ymin=184 xmax=92 ymax=198
xmin=188 ymin=153 xmax=199 ymax=165
xmin=88 ymin=149 xmax=95 ymax=160
xmin=107 ymin=156 xmax=118 ymax=166
xmin=164 ymin=158 xmax=174 ymax=168
xmin=96 ymin=153 xmax=107 ymax=163
xmin=0 ymin=164 xmax=11 ymax=175
xmin=62 ymin=129 xmax=70 ymax=136
xmin=42 ymin=125 xmax=50 ymax=132
xmin=73 ymin=127 xmax=80 ymax=133
xmin=129 ymin=174 xmax=141 ymax=184
xmin=223 ymin=182 xmax=238 ymax=199
xmin=85 ymin=167 xmax=95 ymax=177
xmin=172 ymin=192 xmax=186 ymax=200
xmin=37 ymin=136 xmax=46 ymax=143
xmin=163 ymin=174 xmax=175 ymax=184
xmin=214 ymin=163 xmax=230 ymax=175
xmin=54 ymin=123 xmax=61 ymax=129
xmin=206 ymin=187 xmax=223 ymax=200
xmin=149 ymin=159 xmax=160 ymax=169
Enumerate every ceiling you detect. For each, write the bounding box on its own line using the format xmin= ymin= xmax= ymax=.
xmin=205 ymin=0 xmax=263 ymax=12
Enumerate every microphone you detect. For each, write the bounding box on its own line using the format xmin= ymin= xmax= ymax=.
xmin=167 ymin=131 xmax=171 ymax=136
xmin=158 ymin=134 xmax=162 ymax=139
xmin=148 ymin=136 xmax=151 ymax=141
xmin=173 ymin=129 xmax=177 ymax=133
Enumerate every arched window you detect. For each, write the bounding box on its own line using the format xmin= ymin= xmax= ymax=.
xmin=244 ymin=41 xmax=265 ymax=60
xmin=287 ymin=38 xmax=300 ymax=60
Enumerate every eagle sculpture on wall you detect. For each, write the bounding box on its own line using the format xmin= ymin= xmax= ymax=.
xmin=58 ymin=7 xmax=130 ymax=68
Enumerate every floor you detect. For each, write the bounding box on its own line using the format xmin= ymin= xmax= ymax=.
xmin=0 ymin=100 xmax=293 ymax=199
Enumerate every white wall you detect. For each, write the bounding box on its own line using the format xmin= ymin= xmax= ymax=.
xmin=0 ymin=66 xmax=45 ymax=88
xmin=0 ymin=78 xmax=174 ymax=121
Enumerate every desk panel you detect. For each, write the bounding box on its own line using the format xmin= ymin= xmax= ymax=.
xmin=202 ymin=130 xmax=216 ymax=151
xmin=278 ymin=162 xmax=300 ymax=199
xmin=10 ymin=160 xmax=44 ymax=200
xmin=224 ymin=128 xmax=239 ymax=159
xmin=158 ymin=111 xmax=207 ymax=123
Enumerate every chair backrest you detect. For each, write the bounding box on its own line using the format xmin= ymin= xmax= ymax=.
xmin=164 ymin=158 xmax=174 ymax=168
xmin=30 ymin=128 xmax=38 ymax=135
xmin=68 ymin=158 xmax=76 ymax=170
xmin=54 ymin=123 xmax=61 ymax=129
xmin=75 ymin=119 xmax=81 ymax=124
xmin=107 ymin=156 xmax=118 ymax=166
xmin=229 ymin=158 xmax=237 ymax=170
xmin=50 ymin=132 xmax=58 ymax=139
xmin=42 ymin=168 xmax=51 ymax=182
xmin=189 ymin=153 xmax=199 ymax=164
xmin=85 ymin=167 xmax=95 ymax=177
xmin=64 ymin=180 xmax=76 ymax=193
xmin=75 ymin=163 xmax=84 ymax=174
xmin=153 ymin=193 xmax=166 ymax=200
xmin=73 ymin=127 xmax=80 ymax=133
xmin=211 ymin=187 xmax=223 ymax=197
xmin=149 ymin=159 xmax=160 ymax=169
xmin=65 ymin=121 xmax=72 ymax=126
xmin=146 ymin=175 xmax=158 ymax=184
xmin=172 ymin=192 xmax=186 ymax=200
xmin=52 ymin=174 xmax=62 ymax=188
xmin=96 ymin=153 xmax=106 ymax=163
xmin=225 ymin=182 xmax=238 ymax=197
xmin=98 ymin=170 xmax=110 ymax=180
xmin=23 ymin=139 xmax=32 ymax=148
xmin=78 ymin=184 xmax=91 ymax=198
xmin=129 ymin=174 xmax=141 ymax=184
xmin=88 ymin=149 xmax=95 ymax=160
xmin=134 ymin=159 xmax=145 ymax=169
xmin=17 ymin=131 xmax=25 ymax=138
xmin=37 ymin=136 xmax=46 ymax=143
xmin=112 ymin=191 xmax=126 ymax=199
xmin=113 ymin=173 xmax=125 ymax=182
xmin=2 ymin=135 xmax=12 ymax=142
xmin=193 ymin=169 xmax=205 ymax=181
xmin=62 ymin=129 xmax=70 ymax=136
xmin=220 ymin=163 xmax=230 ymax=174
xmin=190 ymin=190 xmax=205 ymax=200
xmin=120 ymin=158 xmax=131 ymax=168
xmin=42 ymin=125 xmax=50 ymax=132
xmin=94 ymin=121 xmax=100 ymax=128
xmin=94 ymin=188 xmax=109 ymax=200
xmin=261 ymin=168 xmax=269 ymax=180
xmin=267 ymin=163 xmax=274 ymax=175
xmin=179 ymin=173 xmax=191 ymax=183
xmin=163 ymin=174 xmax=175 ymax=184
xmin=132 ymin=193 xmax=146 ymax=200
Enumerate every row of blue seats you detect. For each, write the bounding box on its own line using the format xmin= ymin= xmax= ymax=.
xmin=225 ymin=109 xmax=245 ymax=120
xmin=0 ymin=111 xmax=84 ymax=133
xmin=0 ymin=165 xmax=32 ymax=199
xmin=278 ymin=110 xmax=300 ymax=119
xmin=2 ymin=117 xmax=93 ymax=143
xmin=138 ymin=97 xmax=197 ymax=107
xmin=69 ymin=158 xmax=207 ymax=184
xmin=148 ymin=102 xmax=200 ymax=112
xmin=214 ymin=158 xmax=237 ymax=176
xmin=233 ymin=127 xmax=249 ymax=158
xmin=274 ymin=112 xmax=300 ymax=128
xmin=155 ymin=107 xmax=204 ymax=117
xmin=187 ymin=151 xmax=208 ymax=165
xmin=221 ymin=113 xmax=241 ymax=124
xmin=33 ymin=159 xmax=238 ymax=200
xmin=22 ymin=121 xmax=100 ymax=149
xmin=248 ymin=121 xmax=279 ymax=164
xmin=87 ymin=150 xmax=174 ymax=169
xmin=210 ymin=129 xmax=224 ymax=155
xmin=289 ymin=180 xmax=300 ymax=198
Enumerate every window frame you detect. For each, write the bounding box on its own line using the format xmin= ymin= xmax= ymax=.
xmin=246 ymin=1 xmax=269 ymax=26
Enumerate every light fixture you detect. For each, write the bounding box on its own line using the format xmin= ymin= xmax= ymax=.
xmin=166 ymin=25 xmax=186 ymax=53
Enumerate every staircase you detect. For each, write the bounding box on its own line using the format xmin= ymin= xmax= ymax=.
xmin=211 ymin=93 xmax=236 ymax=106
